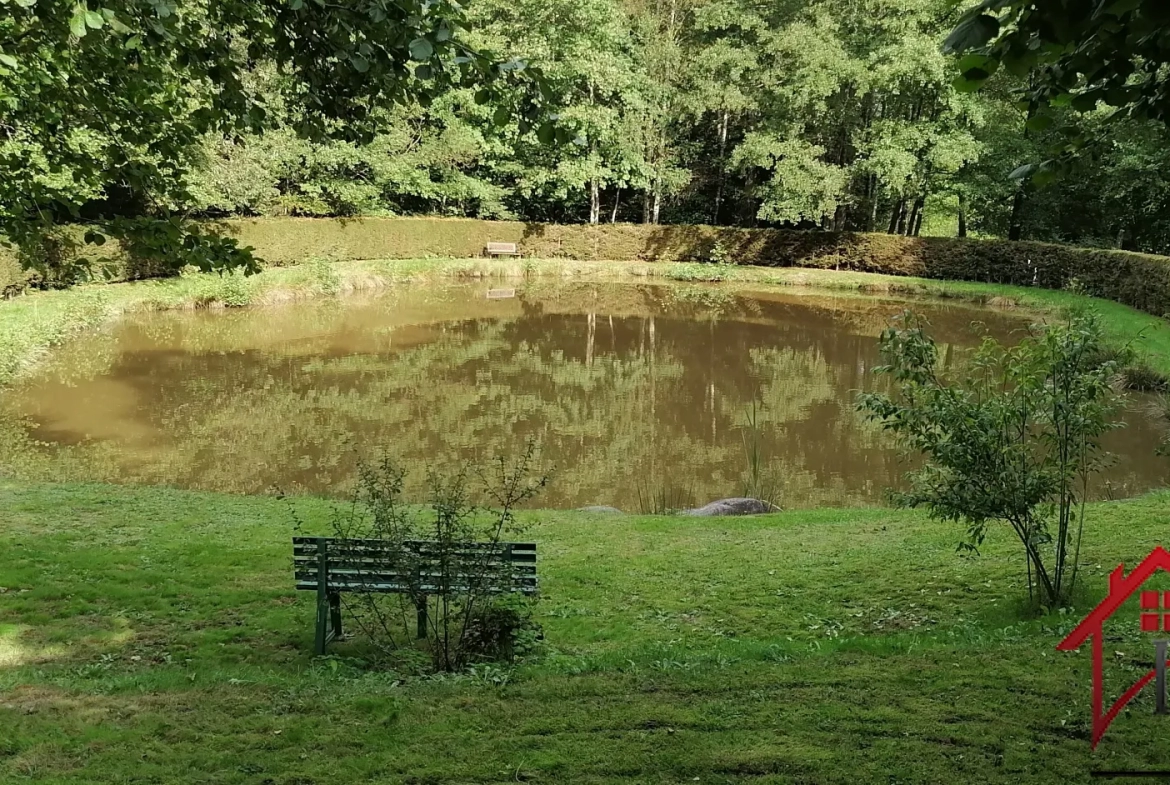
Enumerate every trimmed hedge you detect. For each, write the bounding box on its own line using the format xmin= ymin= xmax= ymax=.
xmin=5 ymin=217 xmax=1170 ymax=319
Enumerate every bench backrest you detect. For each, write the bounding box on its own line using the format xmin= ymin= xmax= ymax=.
xmin=485 ymin=242 xmax=518 ymax=253
xmin=293 ymin=537 xmax=537 ymax=595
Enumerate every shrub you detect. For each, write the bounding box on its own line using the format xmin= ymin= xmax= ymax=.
xmin=296 ymin=444 xmax=549 ymax=672
xmin=858 ymin=312 xmax=1125 ymax=608
xmin=309 ymin=255 xmax=342 ymax=296
xmin=218 ymin=270 xmax=252 ymax=307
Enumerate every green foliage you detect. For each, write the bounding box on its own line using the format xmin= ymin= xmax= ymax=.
xmin=217 ymin=270 xmax=252 ymax=308
xmin=0 ymin=0 xmax=549 ymax=276
xmin=301 ymin=447 xmax=548 ymax=672
xmin=858 ymin=312 xmax=1124 ymax=607
xmin=946 ymin=1 xmax=1170 ymax=126
xmin=309 ymin=256 xmax=342 ymax=296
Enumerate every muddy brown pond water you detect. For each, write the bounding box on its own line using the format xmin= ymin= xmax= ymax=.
xmin=1 ymin=281 xmax=1166 ymax=509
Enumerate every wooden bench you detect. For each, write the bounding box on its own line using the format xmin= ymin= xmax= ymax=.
xmin=485 ymin=241 xmax=521 ymax=258
xmin=293 ymin=536 xmax=538 ymax=654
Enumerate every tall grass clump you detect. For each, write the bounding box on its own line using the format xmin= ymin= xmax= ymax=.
xmin=740 ymin=400 xmax=783 ymax=509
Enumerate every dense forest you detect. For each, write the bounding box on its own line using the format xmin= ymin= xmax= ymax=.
xmin=170 ymin=0 xmax=1170 ymax=254
xmin=6 ymin=0 xmax=1170 ymax=266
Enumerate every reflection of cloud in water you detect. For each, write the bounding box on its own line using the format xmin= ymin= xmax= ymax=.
xmin=1 ymin=282 xmax=1165 ymax=509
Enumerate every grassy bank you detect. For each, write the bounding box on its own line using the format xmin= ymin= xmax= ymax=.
xmin=3 ymin=481 xmax=1170 ymax=782
xmin=4 ymin=257 xmax=1170 ymax=389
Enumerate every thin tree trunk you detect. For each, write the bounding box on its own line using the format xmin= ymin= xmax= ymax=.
xmin=713 ymin=109 xmax=729 ymax=225
xmin=910 ymin=196 xmax=925 ymax=236
xmin=1010 ymin=100 xmax=1037 ymax=242
xmin=957 ymin=192 xmax=968 ymax=238
xmin=652 ymin=184 xmax=661 ymax=225
xmin=1008 ymin=188 xmax=1025 ymax=241
xmin=868 ymin=178 xmax=879 ymax=232
xmin=589 ymin=179 xmax=600 ymax=224
xmin=610 ymin=189 xmax=621 ymax=223
xmin=888 ymin=199 xmax=905 ymax=234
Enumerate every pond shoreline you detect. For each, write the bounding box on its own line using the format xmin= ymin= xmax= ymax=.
xmin=5 ymin=257 xmax=1170 ymax=392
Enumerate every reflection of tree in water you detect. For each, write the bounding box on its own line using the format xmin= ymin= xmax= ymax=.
xmin=2 ymin=284 xmax=1161 ymax=507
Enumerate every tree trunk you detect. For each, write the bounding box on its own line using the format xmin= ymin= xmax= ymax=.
xmin=868 ymin=178 xmax=879 ymax=232
xmin=910 ymin=196 xmax=925 ymax=236
xmin=1008 ymin=187 xmax=1025 ymax=241
xmin=652 ymin=186 xmax=661 ymax=225
xmin=610 ymin=189 xmax=621 ymax=223
xmin=888 ymin=199 xmax=905 ymax=234
xmin=589 ymin=179 xmax=600 ymax=224
xmin=713 ymin=109 xmax=729 ymax=225
xmin=957 ymin=192 xmax=967 ymax=238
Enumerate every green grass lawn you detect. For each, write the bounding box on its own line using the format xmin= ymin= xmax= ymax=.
xmin=4 ymin=482 xmax=1170 ymax=783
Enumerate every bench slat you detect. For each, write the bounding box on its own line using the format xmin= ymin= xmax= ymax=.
xmin=295 ymin=581 xmax=538 ymax=594
xmin=292 ymin=536 xmax=538 ymax=596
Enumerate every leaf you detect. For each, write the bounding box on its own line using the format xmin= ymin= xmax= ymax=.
xmin=70 ymin=8 xmax=88 ymax=38
xmin=1009 ymin=163 xmax=1037 ymax=180
xmin=415 ymin=63 xmax=433 ymax=80
xmin=291 ymin=0 xmax=304 ymax=8
xmin=83 ymin=230 xmax=107 ymax=246
xmin=943 ymin=14 xmax=1000 ymax=54
xmin=536 ymin=123 xmax=555 ymax=144
xmin=952 ymin=74 xmax=985 ymax=94
xmin=1025 ymin=114 xmax=1054 ymax=133
xmin=351 ymin=55 xmax=369 ymax=73
xmin=408 ymin=38 xmax=433 ymax=61
xmin=1103 ymin=0 xmax=1142 ymax=14
xmin=1071 ymin=91 xmax=1100 ymax=112
xmin=492 ymin=105 xmax=509 ymax=126
xmin=0 ymin=53 xmax=16 ymax=69
xmin=474 ymin=89 xmax=491 ymax=105
xmin=84 ymin=9 xmax=104 ymax=28
xmin=956 ymin=53 xmax=998 ymax=77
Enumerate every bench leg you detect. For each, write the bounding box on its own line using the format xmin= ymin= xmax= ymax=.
xmin=314 ymin=595 xmax=329 ymax=655
xmin=329 ymin=592 xmax=342 ymax=640
xmin=416 ymin=596 xmax=428 ymax=639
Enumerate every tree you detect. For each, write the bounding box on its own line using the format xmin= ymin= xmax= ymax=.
xmin=0 ymin=0 xmax=545 ymax=275
xmin=947 ymin=1 xmax=1170 ymax=124
xmin=858 ymin=312 xmax=1124 ymax=607
xmin=945 ymin=1 xmax=1170 ymax=186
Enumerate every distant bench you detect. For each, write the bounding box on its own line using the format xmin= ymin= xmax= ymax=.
xmin=485 ymin=241 xmax=521 ymax=258
xmin=293 ymin=536 xmax=538 ymax=654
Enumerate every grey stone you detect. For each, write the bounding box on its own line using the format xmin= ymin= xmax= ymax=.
xmin=577 ymin=505 xmax=624 ymax=514
xmin=682 ymin=498 xmax=778 ymax=517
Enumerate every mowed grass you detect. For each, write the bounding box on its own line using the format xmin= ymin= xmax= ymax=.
xmin=4 ymin=482 xmax=1170 ymax=782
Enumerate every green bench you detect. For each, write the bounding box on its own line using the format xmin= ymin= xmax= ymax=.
xmin=293 ymin=536 xmax=538 ymax=654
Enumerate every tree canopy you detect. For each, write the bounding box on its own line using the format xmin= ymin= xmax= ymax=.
xmin=7 ymin=0 xmax=1170 ymax=277
xmin=0 ymin=0 xmax=546 ymax=274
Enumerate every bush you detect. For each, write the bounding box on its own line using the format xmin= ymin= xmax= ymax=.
xmin=295 ymin=445 xmax=549 ymax=672
xmin=858 ymin=312 xmax=1125 ymax=608
xmin=9 ymin=216 xmax=1170 ymax=321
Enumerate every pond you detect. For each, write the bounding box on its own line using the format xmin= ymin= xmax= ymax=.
xmin=1 ymin=281 xmax=1166 ymax=509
